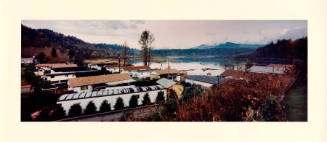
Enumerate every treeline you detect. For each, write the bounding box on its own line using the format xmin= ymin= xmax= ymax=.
xmin=95 ymin=43 xmax=139 ymax=56
xmin=236 ymin=37 xmax=307 ymax=62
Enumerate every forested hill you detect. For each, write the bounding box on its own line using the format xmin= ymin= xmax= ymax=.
xmin=21 ymin=25 xmax=128 ymax=62
xmin=236 ymin=37 xmax=307 ymax=62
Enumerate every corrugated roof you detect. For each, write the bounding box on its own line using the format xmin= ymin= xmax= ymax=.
xmin=123 ymin=66 xmax=150 ymax=71
xmin=156 ymin=78 xmax=176 ymax=88
xmin=36 ymin=63 xmax=77 ymax=68
xmin=186 ymin=75 xmax=224 ymax=85
xmin=44 ymin=70 xmax=98 ymax=76
xmin=249 ymin=66 xmax=285 ymax=74
xmin=154 ymin=69 xmax=179 ymax=75
xmin=57 ymin=85 xmax=165 ymax=101
xmin=267 ymin=64 xmax=294 ymax=69
xmin=83 ymin=59 xmax=118 ymax=64
xmin=68 ymin=73 xmax=133 ymax=87
xmin=221 ymin=70 xmax=246 ymax=78
xmin=104 ymin=64 xmax=120 ymax=68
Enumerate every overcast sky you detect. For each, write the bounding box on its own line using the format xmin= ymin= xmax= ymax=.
xmin=21 ymin=20 xmax=307 ymax=49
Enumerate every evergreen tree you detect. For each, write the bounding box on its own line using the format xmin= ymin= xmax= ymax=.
xmin=84 ymin=101 xmax=97 ymax=115
xmin=142 ymin=93 xmax=151 ymax=105
xmin=114 ymin=97 xmax=124 ymax=110
xmin=129 ymin=95 xmax=139 ymax=108
xmin=68 ymin=104 xmax=82 ymax=117
xmin=51 ymin=48 xmax=57 ymax=57
xmin=68 ymin=49 xmax=75 ymax=59
xmin=155 ymin=91 xmax=165 ymax=104
xmin=36 ymin=52 xmax=46 ymax=63
xmin=99 ymin=100 xmax=111 ymax=113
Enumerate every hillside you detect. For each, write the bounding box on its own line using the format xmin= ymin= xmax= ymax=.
xmin=235 ymin=37 xmax=307 ymax=63
xmin=21 ymin=25 xmax=127 ymax=63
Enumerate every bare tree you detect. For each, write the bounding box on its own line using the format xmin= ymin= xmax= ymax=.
xmin=122 ymin=41 xmax=129 ymax=66
xmin=139 ymin=30 xmax=155 ymax=66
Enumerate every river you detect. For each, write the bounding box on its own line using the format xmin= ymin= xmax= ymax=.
xmin=131 ymin=57 xmax=246 ymax=76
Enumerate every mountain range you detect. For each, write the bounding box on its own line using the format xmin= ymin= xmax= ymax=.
xmin=191 ymin=42 xmax=264 ymax=50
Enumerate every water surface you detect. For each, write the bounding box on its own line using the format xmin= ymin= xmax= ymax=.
xmin=132 ymin=57 xmax=244 ymax=76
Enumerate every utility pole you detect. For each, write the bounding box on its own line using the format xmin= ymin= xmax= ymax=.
xmin=122 ymin=41 xmax=129 ymax=67
xmin=118 ymin=54 xmax=121 ymax=73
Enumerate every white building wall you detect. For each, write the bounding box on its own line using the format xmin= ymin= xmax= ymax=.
xmin=106 ymin=67 xmax=120 ymax=73
xmin=45 ymin=74 xmax=76 ymax=82
xmin=176 ymin=76 xmax=181 ymax=81
xmin=57 ymin=89 xmax=167 ymax=116
xmin=69 ymin=85 xmax=93 ymax=93
xmin=88 ymin=64 xmax=102 ymax=70
xmin=34 ymin=70 xmax=45 ymax=76
xmin=126 ymin=71 xmax=152 ymax=79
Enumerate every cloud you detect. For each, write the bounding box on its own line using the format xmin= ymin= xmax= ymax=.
xmin=278 ymin=27 xmax=307 ymax=40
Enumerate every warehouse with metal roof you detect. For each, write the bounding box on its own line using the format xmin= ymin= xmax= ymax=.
xmin=57 ymin=85 xmax=167 ymax=116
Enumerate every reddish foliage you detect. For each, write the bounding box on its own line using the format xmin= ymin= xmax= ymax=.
xmin=124 ymin=72 xmax=295 ymax=121
xmin=171 ymin=72 xmax=294 ymax=121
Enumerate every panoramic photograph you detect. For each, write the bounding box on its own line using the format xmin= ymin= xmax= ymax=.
xmin=20 ymin=20 xmax=307 ymax=121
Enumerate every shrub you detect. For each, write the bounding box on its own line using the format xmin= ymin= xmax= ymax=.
xmin=165 ymin=90 xmax=179 ymax=116
xmin=149 ymin=112 xmax=162 ymax=121
xmin=114 ymin=97 xmax=124 ymax=110
xmin=129 ymin=95 xmax=139 ymax=108
xmin=38 ymin=108 xmax=51 ymax=121
xmin=261 ymin=96 xmax=281 ymax=121
xmin=181 ymin=86 xmax=202 ymax=101
xmin=68 ymin=104 xmax=82 ymax=117
xmin=155 ymin=91 xmax=165 ymax=104
xmin=99 ymin=100 xmax=111 ymax=113
xmin=142 ymin=93 xmax=151 ymax=105
xmin=84 ymin=101 xmax=97 ymax=115
xmin=174 ymin=79 xmax=267 ymax=121
xmin=52 ymin=104 xmax=66 ymax=120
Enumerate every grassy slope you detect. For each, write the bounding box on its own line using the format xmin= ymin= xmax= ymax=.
xmin=285 ymin=77 xmax=307 ymax=121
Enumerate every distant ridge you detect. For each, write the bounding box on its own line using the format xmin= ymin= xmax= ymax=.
xmin=191 ymin=42 xmax=264 ymax=49
xmin=152 ymin=42 xmax=265 ymax=57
